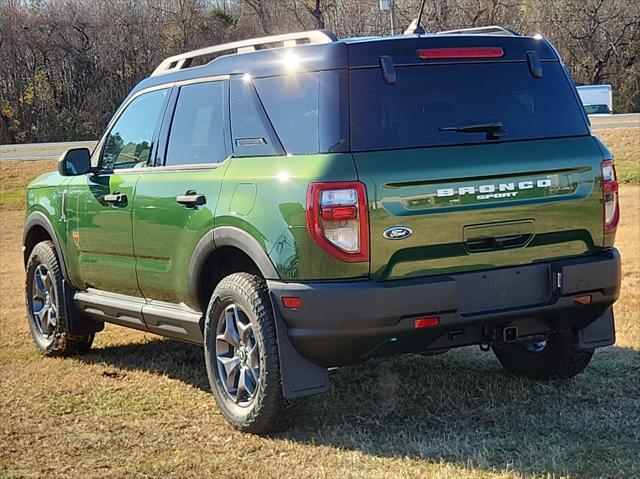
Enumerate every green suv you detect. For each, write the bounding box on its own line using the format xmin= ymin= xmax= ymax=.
xmin=23 ymin=28 xmax=621 ymax=433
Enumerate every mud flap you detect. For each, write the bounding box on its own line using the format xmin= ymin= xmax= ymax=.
xmin=577 ymin=306 xmax=615 ymax=349
xmin=271 ymin=304 xmax=329 ymax=399
xmin=63 ymin=280 xmax=104 ymax=335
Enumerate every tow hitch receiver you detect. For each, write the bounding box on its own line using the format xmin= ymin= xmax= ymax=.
xmin=502 ymin=325 xmax=519 ymax=343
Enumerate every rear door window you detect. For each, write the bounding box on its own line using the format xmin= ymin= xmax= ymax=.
xmin=350 ymin=62 xmax=589 ymax=151
xmin=165 ymin=81 xmax=229 ymax=165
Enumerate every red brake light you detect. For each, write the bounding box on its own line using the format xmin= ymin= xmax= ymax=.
xmin=306 ymin=182 xmax=369 ymax=263
xmin=601 ymin=160 xmax=619 ymax=235
xmin=415 ymin=316 xmax=440 ymax=329
xmin=321 ymin=205 xmax=358 ymax=221
xmin=418 ymin=47 xmax=504 ymax=60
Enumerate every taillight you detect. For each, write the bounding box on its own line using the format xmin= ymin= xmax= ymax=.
xmin=306 ymin=182 xmax=369 ymax=262
xmin=601 ymin=160 xmax=619 ymax=234
xmin=417 ymin=47 xmax=504 ymax=60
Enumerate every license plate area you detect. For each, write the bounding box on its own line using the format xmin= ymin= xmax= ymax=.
xmin=456 ymin=265 xmax=551 ymax=314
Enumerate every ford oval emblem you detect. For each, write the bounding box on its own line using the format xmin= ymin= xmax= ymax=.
xmin=383 ymin=226 xmax=413 ymax=240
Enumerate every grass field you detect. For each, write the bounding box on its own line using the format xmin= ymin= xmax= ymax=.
xmin=596 ymin=128 xmax=640 ymax=183
xmin=1 ymin=132 xmax=639 ymax=478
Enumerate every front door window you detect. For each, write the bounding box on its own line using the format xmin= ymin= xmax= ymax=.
xmin=101 ymin=89 xmax=168 ymax=170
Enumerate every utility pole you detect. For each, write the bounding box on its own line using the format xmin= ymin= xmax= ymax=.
xmin=380 ymin=0 xmax=397 ymax=35
xmin=390 ymin=0 xmax=397 ymax=35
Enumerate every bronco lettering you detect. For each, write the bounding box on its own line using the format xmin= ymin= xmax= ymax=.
xmin=437 ymin=179 xmax=552 ymax=199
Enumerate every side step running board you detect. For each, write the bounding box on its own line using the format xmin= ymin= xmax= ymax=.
xmin=75 ymin=290 xmax=203 ymax=343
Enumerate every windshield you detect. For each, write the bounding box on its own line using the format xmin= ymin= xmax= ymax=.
xmin=584 ymin=104 xmax=611 ymax=115
xmin=350 ymin=61 xmax=589 ymax=151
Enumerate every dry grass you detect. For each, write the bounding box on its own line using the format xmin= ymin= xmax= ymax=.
xmin=0 ymin=160 xmax=59 ymax=210
xmin=595 ymin=128 xmax=640 ymax=183
xmin=1 ymin=145 xmax=639 ymax=478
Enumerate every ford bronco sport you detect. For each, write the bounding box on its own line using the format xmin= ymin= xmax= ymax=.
xmin=23 ymin=27 xmax=621 ymax=433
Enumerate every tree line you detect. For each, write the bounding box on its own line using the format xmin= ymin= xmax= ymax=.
xmin=1 ymin=0 xmax=638 ymax=144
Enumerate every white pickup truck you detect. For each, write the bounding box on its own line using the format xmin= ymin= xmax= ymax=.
xmin=577 ymin=84 xmax=613 ymax=116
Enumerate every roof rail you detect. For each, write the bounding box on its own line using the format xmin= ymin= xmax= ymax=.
xmin=151 ymin=30 xmax=338 ymax=77
xmin=436 ymin=26 xmax=519 ymax=36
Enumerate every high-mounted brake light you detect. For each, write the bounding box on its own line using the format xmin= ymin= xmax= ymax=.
xmin=418 ymin=47 xmax=504 ymax=60
xmin=306 ymin=182 xmax=369 ymax=263
xmin=415 ymin=316 xmax=440 ymax=329
xmin=601 ymin=160 xmax=619 ymax=235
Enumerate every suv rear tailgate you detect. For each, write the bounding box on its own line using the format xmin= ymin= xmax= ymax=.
xmin=355 ymin=136 xmax=605 ymax=281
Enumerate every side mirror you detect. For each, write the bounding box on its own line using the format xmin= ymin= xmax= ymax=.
xmin=58 ymin=148 xmax=91 ymax=176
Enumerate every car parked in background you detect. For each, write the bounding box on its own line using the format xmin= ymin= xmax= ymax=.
xmin=577 ymin=84 xmax=613 ymax=116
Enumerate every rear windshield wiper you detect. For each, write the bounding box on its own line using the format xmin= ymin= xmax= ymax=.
xmin=439 ymin=122 xmax=505 ymax=140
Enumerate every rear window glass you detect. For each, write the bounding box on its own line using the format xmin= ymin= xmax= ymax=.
xmin=253 ymin=70 xmax=348 ymax=154
xmin=350 ymin=62 xmax=588 ymax=151
xmin=254 ymin=72 xmax=319 ymax=154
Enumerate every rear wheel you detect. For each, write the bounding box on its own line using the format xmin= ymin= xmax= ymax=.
xmin=204 ymin=273 xmax=288 ymax=434
xmin=492 ymin=329 xmax=594 ymax=379
xmin=25 ymin=241 xmax=94 ymax=355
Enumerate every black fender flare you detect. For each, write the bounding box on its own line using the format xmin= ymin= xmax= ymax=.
xmin=23 ymin=211 xmax=70 ymax=282
xmin=187 ymin=226 xmax=279 ymax=310
xmin=24 ymin=212 xmax=102 ymax=335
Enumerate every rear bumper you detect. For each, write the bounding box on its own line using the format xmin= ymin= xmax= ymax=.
xmin=268 ymin=249 xmax=621 ymax=367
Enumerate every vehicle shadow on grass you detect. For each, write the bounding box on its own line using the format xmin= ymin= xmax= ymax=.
xmin=81 ymin=338 xmax=640 ymax=478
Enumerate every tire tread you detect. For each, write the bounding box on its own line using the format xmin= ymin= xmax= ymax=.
xmin=204 ymin=273 xmax=289 ymax=434
xmin=26 ymin=241 xmax=94 ymax=356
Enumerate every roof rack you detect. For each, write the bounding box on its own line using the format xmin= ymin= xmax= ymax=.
xmin=436 ymin=26 xmax=519 ymax=36
xmin=151 ymin=30 xmax=338 ymax=77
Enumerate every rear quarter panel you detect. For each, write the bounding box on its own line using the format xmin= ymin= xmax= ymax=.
xmin=218 ymin=153 xmax=367 ymax=280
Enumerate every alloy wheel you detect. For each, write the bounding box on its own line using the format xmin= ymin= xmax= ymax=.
xmin=215 ymin=303 xmax=260 ymax=406
xmin=31 ymin=264 xmax=57 ymax=341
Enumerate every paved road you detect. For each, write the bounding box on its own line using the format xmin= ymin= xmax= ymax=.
xmin=0 ymin=140 xmax=98 ymax=161
xmin=1 ymin=114 xmax=638 ymax=161
xmin=590 ymin=113 xmax=640 ymax=130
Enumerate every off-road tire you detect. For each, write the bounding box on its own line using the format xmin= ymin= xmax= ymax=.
xmin=25 ymin=241 xmax=94 ymax=355
xmin=204 ymin=273 xmax=288 ymax=434
xmin=492 ymin=329 xmax=594 ymax=379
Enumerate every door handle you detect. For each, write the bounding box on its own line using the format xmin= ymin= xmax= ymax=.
xmin=104 ymin=192 xmax=127 ymax=206
xmin=176 ymin=192 xmax=206 ymax=207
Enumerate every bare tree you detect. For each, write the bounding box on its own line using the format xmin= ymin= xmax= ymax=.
xmin=1 ymin=0 xmax=638 ymax=144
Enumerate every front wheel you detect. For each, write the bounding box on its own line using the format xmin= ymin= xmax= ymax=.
xmin=25 ymin=241 xmax=94 ymax=355
xmin=204 ymin=273 xmax=288 ymax=434
xmin=492 ymin=329 xmax=594 ymax=379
